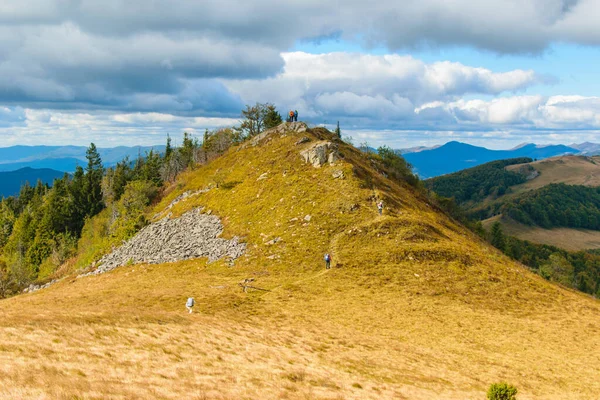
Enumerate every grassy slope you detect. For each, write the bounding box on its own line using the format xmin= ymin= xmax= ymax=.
xmin=1 ymin=127 xmax=599 ymax=399
xmin=506 ymin=155 xmax=600 ymax=194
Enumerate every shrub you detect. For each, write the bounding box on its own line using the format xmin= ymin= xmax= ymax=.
xmin=487 ymin=382 xmax=518 ymax=400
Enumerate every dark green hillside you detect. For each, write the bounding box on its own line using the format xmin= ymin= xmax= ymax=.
xmin=503 ymin=183 xmax=600 ymax=229
xmin=425 ymin=157 xmax=532 ymax=205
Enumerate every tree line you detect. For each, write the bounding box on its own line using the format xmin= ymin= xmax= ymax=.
xmin=425 ymin=158 xmax=531 ymax=205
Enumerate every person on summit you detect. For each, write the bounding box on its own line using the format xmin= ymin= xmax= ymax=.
xmin=289 ymin=110 xmax=295 ymax=122
xmin=293 ymin=109 xmax=298 ymax=122
xmin=324 ymin=253 xmax=332 ymax=269
xmin=186 ymin=297 xmax=195 ymax=314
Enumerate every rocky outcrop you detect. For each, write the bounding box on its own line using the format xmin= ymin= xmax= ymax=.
xmin=81 ymin=208 xmax=246 ymax=277
xmin=242 ymin=122 xmax=308 ymax=149
xmin=299 ymin=141 xmax=340 ymax=168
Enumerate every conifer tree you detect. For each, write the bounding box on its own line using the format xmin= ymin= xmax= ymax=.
xmin=263 ymin=104 xmax=282 ymax=129
xmin=335 ymin=121 xmax=341 ymax=138
xmin=84 ymin=143 xmax=104 ymax=217
xmin=490 ymin=222 xmax=506 ymax=251
xmin=165 ymin=134 xmax=173 ymax=160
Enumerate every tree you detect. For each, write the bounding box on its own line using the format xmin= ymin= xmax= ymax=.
xmin=490 ymin=222 xmax=505 ymax=251
xmin=263 ymin=104 xmax=282 ymax=129
xmin=377 ymin=146 xmax=419 ymax=187
xmin=84 ymin=143 xmax=104 ymax=217
xmin=165 ymin=134 xmax=173 ymax=160
xmin=335 ymin=121 xmax=341 ymax=138
xmin=239 ymin=102 xmax=279 ymax=137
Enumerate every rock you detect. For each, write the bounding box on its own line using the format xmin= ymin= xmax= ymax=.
xmin=241 ymin=122 xmax=308 ymax=149
xmin=266 ymin=237 xmax=282 ymax=245
xmin=80 ymin=208 xmax=246 ymax=278
xmin=304 ymin=215 xmax=312 ymax=222
xmin=295 ymin=137 xmax=310 ymax=145
xmin=299 ymin=141 xmax=340 ymax=168
xmin=332 ymin=170 xmax=345 ymax=179
xmin=257 ymin=173 xmax=268 ymax=181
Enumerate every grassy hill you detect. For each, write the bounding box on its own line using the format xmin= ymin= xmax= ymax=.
xmin=429 ymin=155 xmax=600 ymax=251
xmin=1 ymin=124 xmax=599 ymax=399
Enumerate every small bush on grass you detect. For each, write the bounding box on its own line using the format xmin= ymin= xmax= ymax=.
xmin=487 ymin=382 xmax=518 ymax=400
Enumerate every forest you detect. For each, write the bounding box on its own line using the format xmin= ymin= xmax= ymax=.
xmin=487 ymin=221 xmax=600 ymax=296
xmin=503 ymin=183 xmax=600 ymax=229
xmin=425 ymin=157 xmax=532 ymax=205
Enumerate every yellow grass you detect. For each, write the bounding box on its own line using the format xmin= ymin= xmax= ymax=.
xmin=507 ymin=155 xmax=600 ymax=194
xmin=483 ymin=215 xmax=600 ymax=251
xmin=1 ymin=126 xmax=599 ymax=399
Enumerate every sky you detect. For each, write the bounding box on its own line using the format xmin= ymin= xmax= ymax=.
xmin=1 ymin=0 xmax=600 ymax=149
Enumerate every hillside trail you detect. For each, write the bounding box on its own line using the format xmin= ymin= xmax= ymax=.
xmin=262 ymin=211 xmax=396 ymax=295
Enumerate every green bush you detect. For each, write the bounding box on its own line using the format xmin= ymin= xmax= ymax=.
xmin=487 ymin=382 xmax=518 ymax=400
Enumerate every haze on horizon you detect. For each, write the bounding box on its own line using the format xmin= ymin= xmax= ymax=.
xmin=1 ymin=0 xmax=600 ymax=150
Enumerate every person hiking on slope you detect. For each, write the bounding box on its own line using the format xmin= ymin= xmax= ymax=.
xmin=294 ymin=110 xmax=298 ymax=122
xmin=324 ymin=253 xmax=332 ymax=269
xmin=186 ymin=297 xmax=195 ymax=314
xmin=377 ymin=200 xmax=384 ymax=215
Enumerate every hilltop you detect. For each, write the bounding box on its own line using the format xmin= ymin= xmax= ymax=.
xmin=0 ymin=167 xmax=66 ymax=197
xmin=0 ymin=123 xmax=599 ymax=399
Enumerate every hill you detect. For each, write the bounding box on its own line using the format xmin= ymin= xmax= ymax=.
xmin=403 ymin=141 xmax=579 ymax=178
xmin=0 ymin=123 xmax=599 ymax=399
xmin=427 ymin=155 xmax=600 ymax=250
xmin=0 ymin=145 xmax=166 ymax=172
xmin=0 ymin=167 xmax=65 ymax=197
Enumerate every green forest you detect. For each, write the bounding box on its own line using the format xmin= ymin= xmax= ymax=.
xmin=502 ymin=183 xmax=600 ymax=229
xmin=425 ymin=158 xmax=531 ymax=205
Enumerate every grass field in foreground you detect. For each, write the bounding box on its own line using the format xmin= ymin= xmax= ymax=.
xmin=1 ymin=125 xmax=599 ymax=399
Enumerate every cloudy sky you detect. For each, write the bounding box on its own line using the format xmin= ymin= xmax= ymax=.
xmin=1 ymin=0 xmax=600 ymax=149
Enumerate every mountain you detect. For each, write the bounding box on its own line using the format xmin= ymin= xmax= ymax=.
xmin=0 ymin=167 xmax=66 ymax=197
xmin=396 ymin=144 xmax=440 ymax=154
xmin=0 ymin=145 xmax=166 ymax=172
xmin=569 ymin=142 xmax=600 ymax=155
xmin=1 ymin=123 xmax=599 ymax=398
xmin=403 ymin=141 xmax=580 ymax=178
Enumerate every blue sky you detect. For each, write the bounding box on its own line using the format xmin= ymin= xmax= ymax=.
xmin=0 ymin=0 xmax=599 ymax=149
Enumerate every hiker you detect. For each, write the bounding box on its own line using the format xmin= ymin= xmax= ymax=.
xmin=186 ymin=297 xmax=195 ymax=314
xmin=289 ymin=110 xmax=295 ymax=122
xmin=324 ymin=253 xmax=331 ymax=269
xmin=294 ymin=109 xmax=298 ymax=122
xmin=377 ymin=200 xmax=384 ymax=215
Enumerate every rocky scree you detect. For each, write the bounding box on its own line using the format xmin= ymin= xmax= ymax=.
xmin=81 ymin=208 xmax=246 ymax=277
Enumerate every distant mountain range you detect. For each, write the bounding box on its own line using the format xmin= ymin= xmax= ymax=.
xmin=0 ymin=167 xmax=66 ymax=197
xmin=0 ymin=145 xmax=165 ymax=173
xmin=402 ymin=141 xmax=584 ymax=178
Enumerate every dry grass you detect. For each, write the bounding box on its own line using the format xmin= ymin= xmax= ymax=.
xmin=483 ymin=214 xmax=600 ymax=250
xmin=507 ymin=155 xmax=600 ymax=193
xmin=1 ymin=127 xmax=599 ymax=399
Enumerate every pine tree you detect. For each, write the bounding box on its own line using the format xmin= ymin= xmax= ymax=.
xmin=84 ymin=143 xmax=104 ymax=217
xmin=263 ymin=104 xmax=282 ymax=129
xmin=490 ymin=222 xmax=506 ymax=251
xmin=335 ymin=121 xmax=341 ymax=138
xmin=165 ymin=134 xmax=173 ymax=160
